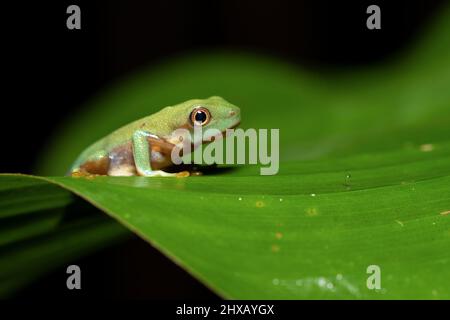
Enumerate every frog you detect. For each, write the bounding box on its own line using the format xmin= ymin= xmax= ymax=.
xmin=68 ymin=96 xmax=241 ymax=177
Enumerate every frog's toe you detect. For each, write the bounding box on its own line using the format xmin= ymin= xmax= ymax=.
xmin=175 ymin=171 xmax=190 ymax=178
xmin=71 ymin=169 xmax=100 ymax=179
xmin=142 ymin=170 xmax=177 ymax=177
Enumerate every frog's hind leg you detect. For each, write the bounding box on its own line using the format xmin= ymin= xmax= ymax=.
xmin=71 ymin=150 xmax=110 ymax=177
xmin=132 ymin=130 xmax=189 ymax=177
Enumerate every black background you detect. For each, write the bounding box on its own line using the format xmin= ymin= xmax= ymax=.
xmin=3 ymin=0 xmax=447 ymax=299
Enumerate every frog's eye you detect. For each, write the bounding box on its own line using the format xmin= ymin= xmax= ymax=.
xmin=190 ymin=107 xmax=211 ymax=126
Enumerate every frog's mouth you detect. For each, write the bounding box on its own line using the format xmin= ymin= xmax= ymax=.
xmin=227 ymin=120 xmax=240 ymax=131
xmin=206 ymin=120 xmax=241 ymax=142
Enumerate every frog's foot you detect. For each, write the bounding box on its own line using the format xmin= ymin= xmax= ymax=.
xmin=139 ymin=170 xmax=190 ymax=178
xmin=175 ymin=170 xmax=190 ymax=178
xmin=71 ymin=169 xmax=100 ymax=179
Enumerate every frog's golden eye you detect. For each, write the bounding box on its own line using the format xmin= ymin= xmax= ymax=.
xmin=190 ymin=107 xmax=211 ymax=126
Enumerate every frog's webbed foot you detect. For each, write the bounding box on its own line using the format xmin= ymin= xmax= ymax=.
xmin=167 ymin=165 xmax=204 ymax=177
xmin=137 ymin=169 xmax=190 ymax=178
xmin=176 ymin=170 xmax=191 ymax=178
xmin=70 ymin=169 xmax=101 ymax=179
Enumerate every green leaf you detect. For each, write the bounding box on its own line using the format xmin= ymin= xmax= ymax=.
xmin=0 ymin=175 xmax=129 ymax=297
xmin=2 ymin=3 xmax=450 ymax=299
xmin=2 ymin=146 xmax=450 ymax=298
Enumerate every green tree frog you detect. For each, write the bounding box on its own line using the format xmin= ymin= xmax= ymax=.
xmin=69 ymin=96 xmax=240 ymax=177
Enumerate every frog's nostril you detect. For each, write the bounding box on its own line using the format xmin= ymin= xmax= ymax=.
xmin=229 ymin=111 xmax=236 ymax=116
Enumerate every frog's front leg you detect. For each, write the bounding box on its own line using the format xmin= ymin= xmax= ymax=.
xmin=132 ymin=130 xmax=189 ymax=177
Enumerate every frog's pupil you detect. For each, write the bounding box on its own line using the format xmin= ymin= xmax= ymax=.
xmin=195 ymin=111 xmax=207 ymax=123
